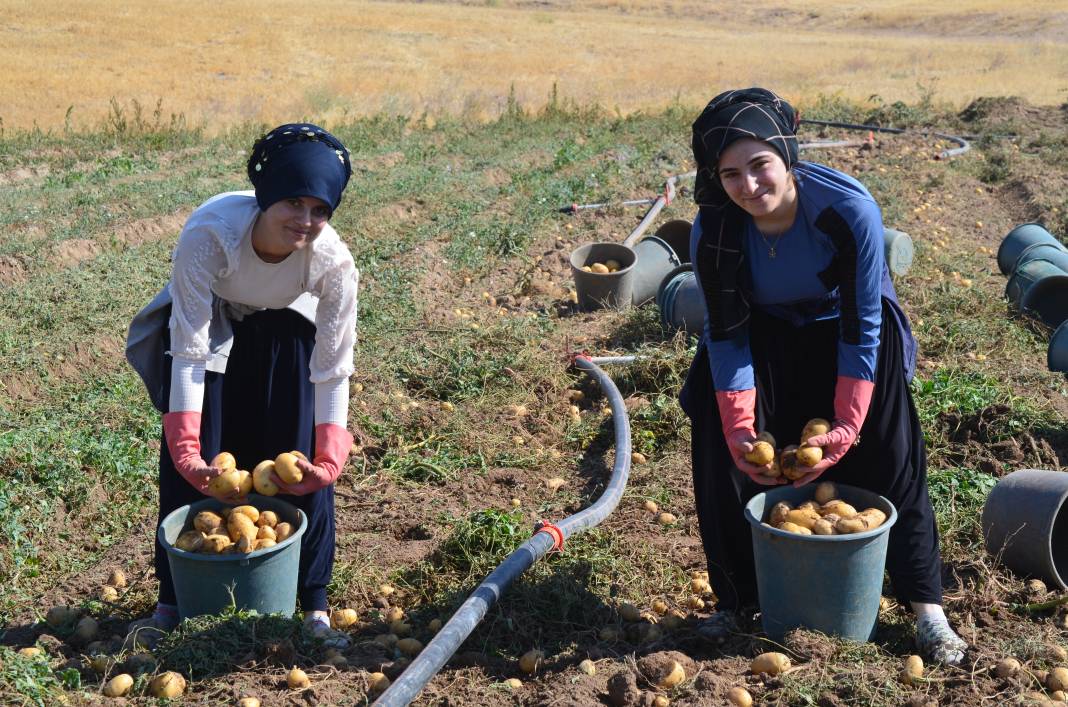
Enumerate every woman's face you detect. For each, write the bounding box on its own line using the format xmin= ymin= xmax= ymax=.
xmin=716 ymin=138 xmax=795 ymax=221
xmin=260 ymin=196 xmax=331 ymax=253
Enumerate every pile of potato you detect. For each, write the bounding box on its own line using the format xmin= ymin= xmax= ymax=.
xmin=172 ymin=503 xmax=294 ymax=555
xmin=580 ymin=259 xmax=623 ymax=274
xmin=205 ymin=450 xmax=306 ymax=499
xmin=744 ymin=418 xmax=830 ymax=480
xmin=764 ymin=482 xmax=888 ymax=536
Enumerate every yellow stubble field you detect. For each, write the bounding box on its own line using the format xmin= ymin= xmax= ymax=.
xmin=3 ymin=0 xmax=1067 ymax=132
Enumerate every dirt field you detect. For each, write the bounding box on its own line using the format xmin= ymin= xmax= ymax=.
xmin=2 ymin=0 xmax=1067 ymax=131
xmin=1 ymin=94 xmax=1068 ymax=705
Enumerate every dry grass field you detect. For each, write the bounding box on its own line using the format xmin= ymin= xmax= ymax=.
xmin=2 ymin=0 xmax=1066 ymax=132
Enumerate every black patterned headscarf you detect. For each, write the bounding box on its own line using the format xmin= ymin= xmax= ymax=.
xmin=688 ymin=89 xmax=800 ymax=342
xmin=691 ymin=88 xmax=800 ymax=208
xmin=246 ymin=123 xmax=352 ymax=214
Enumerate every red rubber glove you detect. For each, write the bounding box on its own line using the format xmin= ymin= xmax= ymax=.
xmin=792 ymin=376 xmax=875 ymax=487
xmin=162 ymin=411 xmax=232 ymax=501
xmin=715 ymin=389 xmax=780 ymax=486
xmin=276 ymin=423 xmax=353 ymax=496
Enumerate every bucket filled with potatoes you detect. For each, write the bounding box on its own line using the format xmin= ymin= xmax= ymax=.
xmin=158 ymin=451 xmax=309 ymax=618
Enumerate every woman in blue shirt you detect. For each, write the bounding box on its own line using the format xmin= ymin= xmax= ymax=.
xmin=680 ymin=88 xmax=967 ymax=665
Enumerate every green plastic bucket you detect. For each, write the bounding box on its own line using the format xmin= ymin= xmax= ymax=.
xmin=158 ymin=494 xmax=306 ymax=619
xmin=744 ymin=484 xmax=897 ymax=643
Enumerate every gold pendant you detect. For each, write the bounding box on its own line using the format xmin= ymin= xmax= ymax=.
xmin=768 ymin=248 xmax=776 ymax=258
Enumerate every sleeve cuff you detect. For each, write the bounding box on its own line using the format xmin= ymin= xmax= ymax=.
xmin=314 ymin=378 xmax=349 ymax=427
xmin=168 ymin=358 xmax=206 ymax=413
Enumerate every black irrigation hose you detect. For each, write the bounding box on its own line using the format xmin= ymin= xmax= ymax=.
xmin=799 ymin=118 xmax=970 ymax=159
xmin=373 ymin=354 xmax=633 ymax=706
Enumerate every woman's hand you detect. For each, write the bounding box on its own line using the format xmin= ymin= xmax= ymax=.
xmin=791 ymin=376 xmax=875 ymax=487
xmin=726 ymin=430 xmax=784 ymax=486
xmin=790 ymin=423 xmax=857 ymax=487
xmin=274 ymin=423 xmax=353 ymax=496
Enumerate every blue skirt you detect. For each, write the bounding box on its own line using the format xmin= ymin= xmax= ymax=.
xmin=155 ymin=307 xmax=335 ymax=612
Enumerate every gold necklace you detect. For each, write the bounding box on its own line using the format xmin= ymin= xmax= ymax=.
xmin=756 ymin=227 xmax=785 ymax=258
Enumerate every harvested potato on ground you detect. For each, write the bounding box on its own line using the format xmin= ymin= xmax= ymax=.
xmin=814 ymin=481 xmax=837 ymax=504
xmin=801 ymin=418 xmax=831 ymax=443
xmin=657 ymin=512 xmax=677 ymax=526
xmin=655 ymin=660 xmax=686 ymax=689
xmin=751 ymin=652 xmax=791 ymax=676
xmin=45 ymin=605 xmax=79 ymax=628
xmin=745 ymin=441 xmax=775 ymax=466
xmin=331 ymin=608 xmax=359 ymax=629
xmin=1049 ymin=667 xmax=1068 ymax=692
xmin=103 ymin=673 xmax=134 ymax=697
xmin=899 ymin=654 xmax=924 ymax=685
xmin=397 ymin=638 xmax=423 ymax=656
xmin=368 ymin=672 xmax=391 ymax=693
xmin=287 ymin=666 xmax=310 ymax=689
xmin=18 ymin=647 xmax=41 ymax=657
xmin=275 ymin=453 xmax=303 ymax=484
xmin=619 ymin=603 xmax=641 ymax=622
xmin=150 ymin=671 xmax=187 ymax=698
xmin=995 ymin=657 xmax=1020 ymax=679
xmin=727 ymin=686 xmax=753 ymax=706
xmin=796 ymin=444 xmax=823 ymax=467
xmin=253 ymin=460 xmax=279 ymax=496
xmin=107 ymin=569 xmax=127 ymax=588
xmin=73 ymin=616 xmax=99 ymax=643
xmin=518 ymin=649 xmax=544 ymax=674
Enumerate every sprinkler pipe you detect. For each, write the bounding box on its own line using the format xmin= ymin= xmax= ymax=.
xmin=799 ymin=118 xmax=970 ymax=159
xmin=374 ymin=353 xmax=633 ymax=707
xmin=559 ymin=197 xmax=657 ymax=213
xmin=622 ymin=170 xmax=697 ymax=248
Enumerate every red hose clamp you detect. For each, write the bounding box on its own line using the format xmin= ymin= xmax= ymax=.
xmin=569 ymin=351 xmax=592 ymax=365
xmin=535 ymin=520 xmax=565 ymax=553
xmin=570 ymin=203 xmax=579 ymax=214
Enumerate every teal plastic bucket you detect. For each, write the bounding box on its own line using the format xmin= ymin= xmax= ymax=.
xmin=652 ymin=220 xmax=693 ymax=264
xmin=998 ymin=223 xmax=1064 ymax=276
xmin=1015 ymin=243 xmax=1068 ymax=274
xmin=1049 ymin=321 xmax=1068 ymax=377
xmin=744 ymin=484 xmax=898 ymax=642
xmin=1005 ymin=258 xmax=1068 ymax=314
xmin=631 ymin=236 xmax=682 ymax=306
xmin=158 ymin=494 xmax=306 ymax=619
xmin=656 ymin=264 xmax=704 ymax=336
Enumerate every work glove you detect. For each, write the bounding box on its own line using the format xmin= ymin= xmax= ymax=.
xmin=275 ymin=423 xmax=353 ymax=496
xmin=162 ymin=411 xmax=235 ymax=502
xmin=792 ymin=376 xmax=875 ymax=487
xmin=715 ymin=389 xmax=781 ymax=486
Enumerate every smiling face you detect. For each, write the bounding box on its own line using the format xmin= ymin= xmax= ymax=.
xmin=251 ymin=196 xmax=331 ymax=262
xmin=716 ymin=137 xmax=797 ymax=230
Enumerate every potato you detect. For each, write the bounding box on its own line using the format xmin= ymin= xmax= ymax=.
xmin=745 ymin=441 xmax=775 ymax=466
xmin=107 ymin=569 xmax=127 ymax=589
xmin=386 ymin=606 xmax=405 ymax=622
xmin=397 ymin=638 xmax=423 ymax=656
xmin=995 ymin=657 xmax=1020 ymax=679
xmin=236 ymin=536 xmax=254 ymax=553
xmin=605 ymin=259 xmax=622 ymax=272
xmin=812 ymin=518 xmax=837 ymax=535
xmin=331 ymin=608 xmax=358 ymax=629
xmin=253 ymin=460 xmax=279 ymax=496
xmin=657 ymin=512 xmax=677 ymax=526
xmin=578 ymin=658 xmax=596 ymax=676
xmin=18 ymin=646 xmax=41 ymax=658
xmin=253 ymin=538 xmax=276 ymax=550
xmin=228 ymin=514 xmax=258 ymax=543
xmin=900 ymin=654 xmax=924 ymax=685
xmin=859 ymin=508 xmax=887 ymax=526
xmin=656 ymin=660 xmax=686 ymax=689
xmin=1052 ymin=690 xmax=1067 ymax=703
xmin=691 ymin=577 xmax=711 ymax=594
xmin=150 ymin=671 xmax=187 ymax=698
xmin=374 ymin=633 xmax=399 ymax=648
xmin=687 ymin=595 xmax=705 ymax=610
xmin=208 ymin=469 xmax=244 ymax=497
xmin=764 ymin=456 xmax=782 ymax=478
xmin=796 ymin=444 xmax=823 ymax=467
xmin=590 ymin=262 xmax=610 ymax=274
xmin=755 ymin=430 xmax=776 ymax=447
xmin=368 ymin=671 xmax=391 ymax=693
xmin=211 ymin=451 xmax=237 ymax=472
xmin=45 ymin=605 xmax=79 ymax=628
xmin=237 ymin=698 xmax=261 ymax=707
xmin=1049 ymin=668 xmax=1068 ymax=692
xmin=428 ymin=618 xmax=443 ymax=632
xmin=175 ymin=530 xmax=205 ymax=552
xmin=801 ymin=418 xmax=831 ymax=443
xmin=275 ymin=453 xmax=303 ymax=484
xmin=751 ymin=652 xmax=791 ymax=676
xmin=661 ymin=612 xmax=685 ymax=630
xmin=235 ymin=469 xmax=253 ymax=496
xmin=518 ymin=649 xmax=544 ymax=674
xmin=820 ymin=501 xmax=857 ymax=518
xmin=231 ymin=505 xmax=260 ymax=523
xmin=652 ymin=697 xmax=670 ymax=707
xmin=504 ymin=678 xmax=523 ymax=689
xmin=798 ymin=500 xmax=819 ymax=512
xmin=727 ymin=686 xmax=754 ymax=707
xmin=257 ymin=510 xmax=279 ymax=528
xmin=287 ymin=666 xmax=310 ymax=689
xmin=643 ymin=500 xmax=659 ymax=513
xmin=769 ymin=502 xmax=792 ymax=526
xmin=193 ymin=510 xmax=225 ymax=533
xmin=73 ymin=616 xmax=99 ymax=643
xmin=835 ymin=517 xmax=869 ymax=534
xmin=200 ymin=534 xmax=232 ymax=553
xmin=814 ymin=481 xmax=838 ymax=504
xmin=619 ymin=603 xmax=641 ymax=622
xmin=103 ymin=673 xmax=134 ymax=697
xmin=778 ymin=521 xmax=812 ymax=535
xmin=785 ymin=508 xmax=820 ymax=530
xmin=99 ymin=586 xmax=119 ymax=602
xmin=780 ymin=446 xmax=803 ymax=480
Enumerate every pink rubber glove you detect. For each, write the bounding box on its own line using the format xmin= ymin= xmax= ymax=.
xmin=792 ymin=376 xmax=875 ymax=487
xmin=715 ymin=389 xmax=781 ymax=486
xmin=162 ymin=411 xmax=232 ymax=501
xmin=275 ymin=423 xmax=353 ymax=496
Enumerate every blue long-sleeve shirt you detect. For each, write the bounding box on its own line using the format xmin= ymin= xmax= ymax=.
xmin=690 ymin=162 xmax=885 ymax=391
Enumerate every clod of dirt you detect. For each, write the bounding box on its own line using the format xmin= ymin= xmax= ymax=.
xmin=263 ymin=639 xmax=297 ymax=667
xmin=637 ymin=651 xmax=696 ymax=689
xmin=607 ymin=669 xmax=642 ymax=706
xmin=783 ymin=628 xmax=836 ymax=662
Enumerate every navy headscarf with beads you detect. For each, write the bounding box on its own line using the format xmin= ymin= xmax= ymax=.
xmin=247 ymin=123 xmax=352 ymax=215
xmin=689 ymin=88 xmax=800 ymax=342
